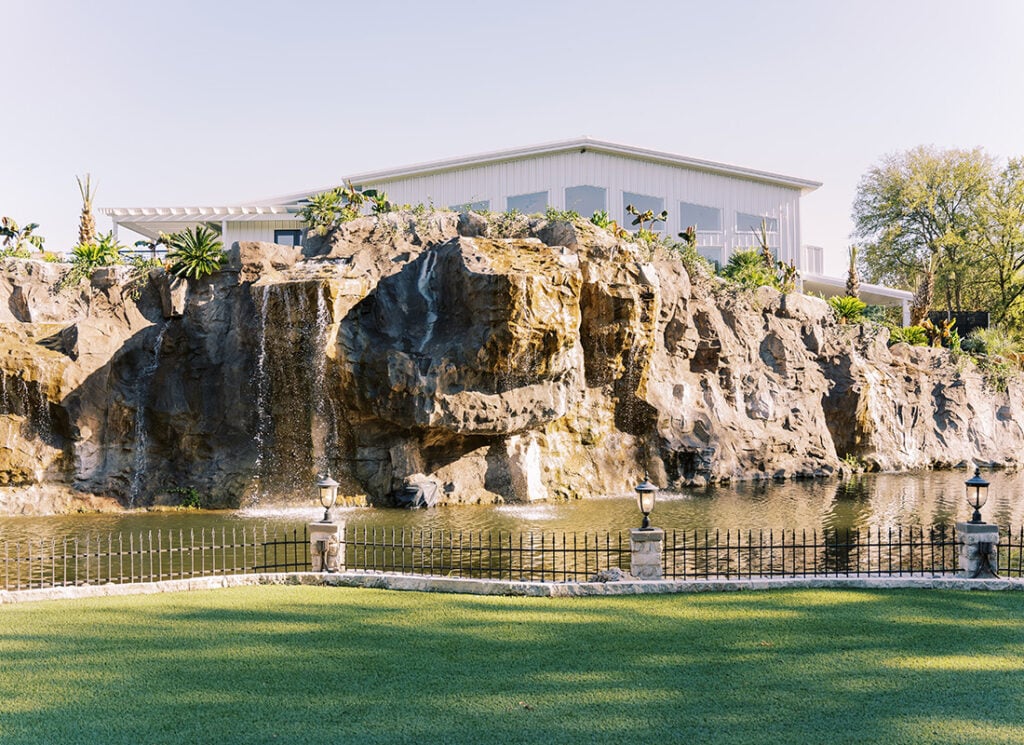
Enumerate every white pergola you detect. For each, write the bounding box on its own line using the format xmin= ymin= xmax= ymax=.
xmin=102 ymin=205 xmax=303 ymax=241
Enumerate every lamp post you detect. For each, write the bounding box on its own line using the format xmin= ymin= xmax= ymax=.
xmin=965 ymin=467 xmax=989 ymax=524
xmin=317 ymin=476 xmax=339 ymax=523
xmin=635 ymin=477 xmax=658 ymax=531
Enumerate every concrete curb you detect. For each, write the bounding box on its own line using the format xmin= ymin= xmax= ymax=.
xmin=3 ymin=571 xmax=1024 ymax=604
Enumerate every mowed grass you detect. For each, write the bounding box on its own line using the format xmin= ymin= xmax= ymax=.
xmin=2 ymin=587 xmax=1024 ymax=744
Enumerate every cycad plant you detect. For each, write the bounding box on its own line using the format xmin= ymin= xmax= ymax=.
xmin=827 ymin=295 xmax=867 ymax=324
xmin=76 ymin=174 xmax=97 ymax=246
xmin=57 ymin=231 xmax=124 ymax=290
xmin=165 ymin=225 xmax=226 ymax=279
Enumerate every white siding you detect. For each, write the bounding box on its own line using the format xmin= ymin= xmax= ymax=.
xmin=360 ymin=151 xmax=806 ymax=269
xmin=224 ymin=220 xmax=304 ymax=247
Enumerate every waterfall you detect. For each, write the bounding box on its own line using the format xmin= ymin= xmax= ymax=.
xmin=0 ymin=374 xmax=7 ymax=412
xmin=312 ymin=284 xmax=338 ymax=478
xmin=249 ymin=285 xmax=273 ymax=504
xmin=417 ymin=251 xmax=438 ymax=353
xmin=128 ymin=323 xmax=169 ymax=507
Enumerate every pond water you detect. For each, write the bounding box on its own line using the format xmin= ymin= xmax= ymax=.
xmin=1 ymin=468 xmax=1022 ymax=545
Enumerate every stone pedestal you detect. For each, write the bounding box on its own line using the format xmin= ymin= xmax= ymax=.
xmin=630 ymin=528 xmax=664 ymax=580
xmin=956 ymin=522 xmax=999 ymax=578
xmin=309 ymin=521 xmax=344 ymax=573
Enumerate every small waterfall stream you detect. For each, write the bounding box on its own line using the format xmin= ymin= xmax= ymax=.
xmin=312 ymin=285 xmax=338 ymax=478
xmin=417 ymin=251 xmax=438 ymax=352
xmin=249 ymin=285 xmax=273 ymax=503
xmin=128 ymin=323 xmax=169 ymax=507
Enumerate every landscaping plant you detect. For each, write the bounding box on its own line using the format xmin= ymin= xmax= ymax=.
xmin=0 ymin=216 xmax=45 ymax=257
xmin=165 ymin=225 xmax=226 ymax=280
xmin=828 ymin=295 xmax=867 ymax=324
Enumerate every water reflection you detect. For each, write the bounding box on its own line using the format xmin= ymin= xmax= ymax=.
xmin=1 ymin=469 xmax=1022 ymax=545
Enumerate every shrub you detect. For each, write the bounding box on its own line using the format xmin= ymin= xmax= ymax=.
xmin=964 ymin=326 xmax=1023 ymax=360
xmin=0 ymin=216 xmax=45 ymax=257
xmin=165 ymin=225 xmax=226 ymax=279
xmin=888 ymin=325 xmax=929 ymax=346
xmin=720 ymin=249 xmax=778 ymax=289
xmin=57 ymin=231 xmax=124 ymax=290
xmin=590 ymin=210 xmax=612 ymax=229
xmin=544 ymin=206 xmax=579 ymax=222
xmin=827 ymin=295 xmax=867 ymax=324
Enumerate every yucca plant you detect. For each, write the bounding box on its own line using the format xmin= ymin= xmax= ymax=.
xmin=165 ymin=225 xmax=226 ymax=279
xmin=76 ymin=173 xmax=97 ymax=246
xmin=828 ymin=295 xmax=867 ymax=324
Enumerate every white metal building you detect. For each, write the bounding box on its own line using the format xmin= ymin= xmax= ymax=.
xmin=102 ymin=136 xmax=911 ymax=318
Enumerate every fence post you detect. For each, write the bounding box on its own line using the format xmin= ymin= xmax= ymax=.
xmin=955 ymin=522 xmax=999 ymax=578
xmin=309 ymin=521 xmax=345 ymax=573
xmin=630 ymin=528 xmax=664 ymax=580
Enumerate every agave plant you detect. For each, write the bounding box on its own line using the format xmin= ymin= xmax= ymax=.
xmin=165 ymin=225 xmax=226 ymax=279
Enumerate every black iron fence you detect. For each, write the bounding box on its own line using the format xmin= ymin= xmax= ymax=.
xmin=2 ymin=525 xmax=1023 ymax=592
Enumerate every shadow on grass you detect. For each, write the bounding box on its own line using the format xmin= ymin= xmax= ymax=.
xmin=1 ymin=588 xmax=1023 ymax=744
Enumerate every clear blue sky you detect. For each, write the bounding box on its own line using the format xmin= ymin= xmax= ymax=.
xmin=3 ymin=0 xmax=1023 ymax=274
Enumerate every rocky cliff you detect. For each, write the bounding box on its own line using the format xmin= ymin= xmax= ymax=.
xmin=1 ymin=211 xmax=1021 ymax=514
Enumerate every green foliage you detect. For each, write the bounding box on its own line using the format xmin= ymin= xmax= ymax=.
xmin=299 ymin=186 xmax=361 ymax=236
xmin=123 ymin=254 xmax=163 ymax=300
xmin=964 ymin=326 xmax=1024 ymax=359
xmin=888 ymin=325 xmax=929 ymax=346
xmin=544 ymin=206 xmax=579 ymax=222
xmin=57 ymin=231 xmax=124 ymax=290
xmin=590 ymin=210 xmax=612 ymax=229
xmin=0 ymin=216 xmax=45 ymax=257
xmin=720 ymin=249 xmax=779 ymax=289
xmin=169 ymin=486 xmax=203 ymax=509
xmin=664 ymin=239 xmax=713 ymax=277
xmin=489 ymin=209 xmax=530 ymax=238
xmin=625 ymin=203 xmax=668 ymax=233
xmin=165 ymin=225 xmax=226 ymax=280
xmin=827 ymin=295 xmax=867 ymax=324
xmin=677 ymin=225 xmax=697 ymax=248
xmin=362 ymin=188 xmax=392 ymax=215
xmin=852 ymin=145 xmax=994 ymax=324
xmin=920 ymin=317 xmax=957 ymax=348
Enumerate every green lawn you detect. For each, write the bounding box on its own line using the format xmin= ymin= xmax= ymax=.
xmin=2 ymin=587 xmax=1023 ymax=744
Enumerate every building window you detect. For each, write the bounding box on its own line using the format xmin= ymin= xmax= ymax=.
xmin=507 ymin=191 xmax=548 ymax=214
xmin=679 ymin=202 xmax=722 ymax=233
xmin=623 ymin=192 xmax=666 ymax=232
xmin=565 ymin=185 xmax=606 ymax=217
xmin=274 ymin=229 xmax=302 ymax=247
xmin=450 ymin=200 xmax=490 ymax=213
xmin=698 ymin=246 xmax=723 ymax=271
xmin=736 ymin=212 xmax=779 ymax=234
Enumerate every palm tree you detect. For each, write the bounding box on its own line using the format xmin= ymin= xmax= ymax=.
xmin=846 ymin=246 xmax=861 ymax=298
xmin=76 ymin=174 xmax=97 ymax=247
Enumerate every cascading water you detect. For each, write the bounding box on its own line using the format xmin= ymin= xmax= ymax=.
xmin=417 ymin=251 xmax=438 ymax=353
xmin=311 ymin=284 xmax=338 ymax=478
xmin=128 ymin=323 xmax=169 ymax=507
xmin=249 ymin=285 xmax=273 ymax=504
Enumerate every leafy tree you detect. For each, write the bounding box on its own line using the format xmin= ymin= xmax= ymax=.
xmin=165 ymin=225 xmax=226 ymax=279
xmin=0 ymin=216 xmax=45 ymax=257
xmin=852 ymin=146 xmax=993 ymax=325
xmin=975 ymin=158 xmax=1024 ymax=326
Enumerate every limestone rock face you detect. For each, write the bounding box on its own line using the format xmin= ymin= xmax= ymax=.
xmin=1 ymin=212 xmax=1023 ymax=514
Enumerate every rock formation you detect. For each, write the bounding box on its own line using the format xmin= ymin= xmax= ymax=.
xmin=0 ymin=211 xmax=1022 ymax=514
